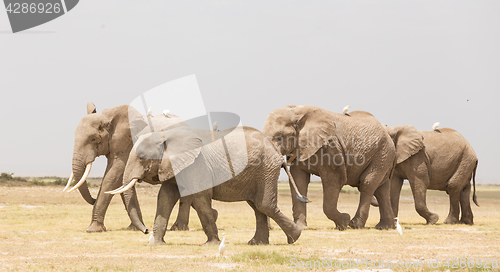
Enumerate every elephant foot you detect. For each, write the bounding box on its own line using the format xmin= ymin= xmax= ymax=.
xmin=248 ymin=237 xmax=269 ymax=245
xmin=460 ymin=217 xmax=474 ymax=225
xmin=444 ymin=215 xmax=460 ymax=224
xmin=86 ymin=221 xmax=106 ymax=233
xmin=294 ymin=219 xmax=308 ymax=230
xmin=348 ymin=216 xmax=366 ymax=229
xmin=334 ymin=213 xmax=351 ymax=231
xmin=147 ymin=239 xmax=166 ymax=246
xmin=286 ymin=227 xmax=302 ymax=244
xmin=203 ymin=239 xmax=221 ymax=246
xmin=426 ymin=214 xmax=439 ymax=225
xmin=170 ymin=222 xmax=189 ymax=231
xmin=375 ymin=219 xmax=395 ymax=230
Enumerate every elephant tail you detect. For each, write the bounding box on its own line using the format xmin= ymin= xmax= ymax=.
xmin=472 ymin=160 xmax=479 ymax=207
xmin=282 ymin=161 xmax=310 ymax=203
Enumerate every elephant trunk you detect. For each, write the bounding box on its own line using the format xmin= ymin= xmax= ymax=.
xmin=71 ymin=155 xmax=96 ymax=205
xmin=121 ymin=186 xmax=148 ymax=234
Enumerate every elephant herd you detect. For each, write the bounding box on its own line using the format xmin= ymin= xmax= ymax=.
xmin=65 ymin=102 xmax=478 ymax=246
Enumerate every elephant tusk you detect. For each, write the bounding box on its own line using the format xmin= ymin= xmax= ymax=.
xmin=105 ymin=179 xmax=138 ymax=195
xmin=67 ymin=163 xmax=92 ymax=193
xmin=62 ymin=172 xmax=74 ymax=192
xmin=282 ymin=160 xmax=311 ymax=203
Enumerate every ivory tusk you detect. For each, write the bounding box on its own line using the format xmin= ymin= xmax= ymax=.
xmin=105 ymin=179 xmax=138 ymax=195
xmin=67 ymin=163 xmax=92 ymax=193
xmin=62 ymin=172 xmax=74 ymax=192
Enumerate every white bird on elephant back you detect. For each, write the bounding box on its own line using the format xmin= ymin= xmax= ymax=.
xmin=343 ymin=105 xmax=351 ymax=115
xmin=432 ymin=122 xmax=440 ymax=130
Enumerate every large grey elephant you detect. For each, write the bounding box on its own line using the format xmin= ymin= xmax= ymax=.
xmin=110 ymin=125 xmax=304 ymax=246
xmin=262 ymin=105 xmax=398 ymax=230
xmin=381 ymin=125 xmax=479 ymax=225
xmin=65 ymin=103 xmax=189 ymax=233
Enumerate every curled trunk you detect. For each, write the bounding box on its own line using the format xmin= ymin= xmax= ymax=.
xmin=72 ymin=157 xmax=96 ymax=205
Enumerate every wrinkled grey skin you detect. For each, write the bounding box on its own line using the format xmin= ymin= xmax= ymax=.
xmin=380 ymin=125 xmax=479 ymax=225
xmin=71 ymin=103 xmax=186 ymax=232
xmin=262 ymin=105 xmax=398 ymax=230
xmin=122 ymin=126 xmax=302 ymax=245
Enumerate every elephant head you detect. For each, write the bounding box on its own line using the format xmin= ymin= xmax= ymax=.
xmin=384 ymin=125 xmax=425 ymax=164
xmin=121 ymin=128 xmax=204 ymax=188
xmin=262 ymin=105 xmax=340 ymax=162
xmin=64 ymin=103 xmax=148 ymax=204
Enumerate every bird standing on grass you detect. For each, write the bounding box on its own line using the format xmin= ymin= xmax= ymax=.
xmin=395 ymin=218 xmax=402 ymax=235
xmin=149 ymin=233 xmax=154 ymax=245
xmin=432 ymin=122 xmax=440 ymax=131
xmin=343 ymin=105 xmax=351 ymax=115
xmin=219 ymin=233 xmax=226 ymax=256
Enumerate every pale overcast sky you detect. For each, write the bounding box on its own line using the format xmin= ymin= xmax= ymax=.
xmin=0 ymin=1 xmax=499 ymax=183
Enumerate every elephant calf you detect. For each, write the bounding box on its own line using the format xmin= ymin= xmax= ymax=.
xmin=384 ymin=125 xmax=478 ymax=225
xmin=111 ymin=126 xmax=304 ymax=246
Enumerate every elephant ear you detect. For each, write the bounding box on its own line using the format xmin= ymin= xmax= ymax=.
xmin=87 ymin=102 xmax=97 ymax=114
xmin=390 ymin=125 xmax=424 ymax=164
xmin=127 ymin=106 xmax=148 ymax=141
xmin=296 ymin=108 xmax=337 ymax=161
xmin=158 ymin=128 xmax=203 ymax=181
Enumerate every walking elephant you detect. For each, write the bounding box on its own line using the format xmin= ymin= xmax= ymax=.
xmin=109 ymin=125 xmax=304 ymax=246
xmin=382 ymin=125 xmax=478 ymax=225
xmin=262 ymin=105 xmax=397 ymax=230
xmin=65 ymin=102 xmax=189 ymax=233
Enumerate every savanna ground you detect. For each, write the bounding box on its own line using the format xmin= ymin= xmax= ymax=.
xmin=0 ymin=175 xmax=499 ymax=271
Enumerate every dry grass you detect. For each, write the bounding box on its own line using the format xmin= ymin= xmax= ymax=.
xmin=0 ymin=181 xmax=499 ymax=271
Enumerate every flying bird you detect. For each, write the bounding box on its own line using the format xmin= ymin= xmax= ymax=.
xmin=163 ymin=109 xmax=170 ymax=117
xmin=432 ymin=122 xmax=440 ymax=131
xmin=219 ymin=233 xmax=226 ymax=256
xmin=147 ymin=107 xmax=153 ymax=117
xmin=213 ymin=121 xmax=219 ymax=131
xmin=343 ymin=105 xmax=351 ymax=115
xmin=395 ymin=217 xmax=402 ymax=235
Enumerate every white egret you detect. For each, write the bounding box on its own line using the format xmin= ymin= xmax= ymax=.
xmin=395 ymin=217 xmax=402 ymax=235
xmin=343 ymin=105 xmax=351 ymax=115
xmin=213 ymin=121 xmax=219 ymax=131
xmin=219 ymin=233 xmax=226 ymax=256
xmin=432 ymin=122 xmax=440 ymax=131
xmin=147 ymin=107 xmax=153 ymax=117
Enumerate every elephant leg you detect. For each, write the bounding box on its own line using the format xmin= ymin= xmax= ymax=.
xmin=390 ymin=176 xmax=404 ymax=217
xmin=350 ymin=165 xmax=390 ymax=229
xmin=247 ymin=201 xmax=270 ymax=245
xmin=373 ymin=180 xmax=396 ymax=230
xmin=460 ymin=183 xmax=474 ymax=225
xmin=320 ymin=172 xmax=350 ymax=230
xmin=408 ymin=178 xmax=439 ymax=225
xmin=86 ymin=186 xmax=112 ymax=232
xmin=170 ymin=198 xmax=191 ymax=231
xmin=290 ymin=165 xmax=310 ymax=229
xmin=150 ymin=181 xmax=180 ymax=246
xmin=349 ymin=188 xmax=376 ymax=229
xmin=191 ymin=195 xmax=219 ymax=246
xmin=267 ymin=216 xmax=273 ymax=230
xmin=254 ymin=200 xmax=301 ymax=244
xmin=444 ymin=188 xmax=461 ymax=224
xmin=120 ymin=186 xmax=148 ymax=233
xmin=87 ymin=161 xmax=136 ymax=233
